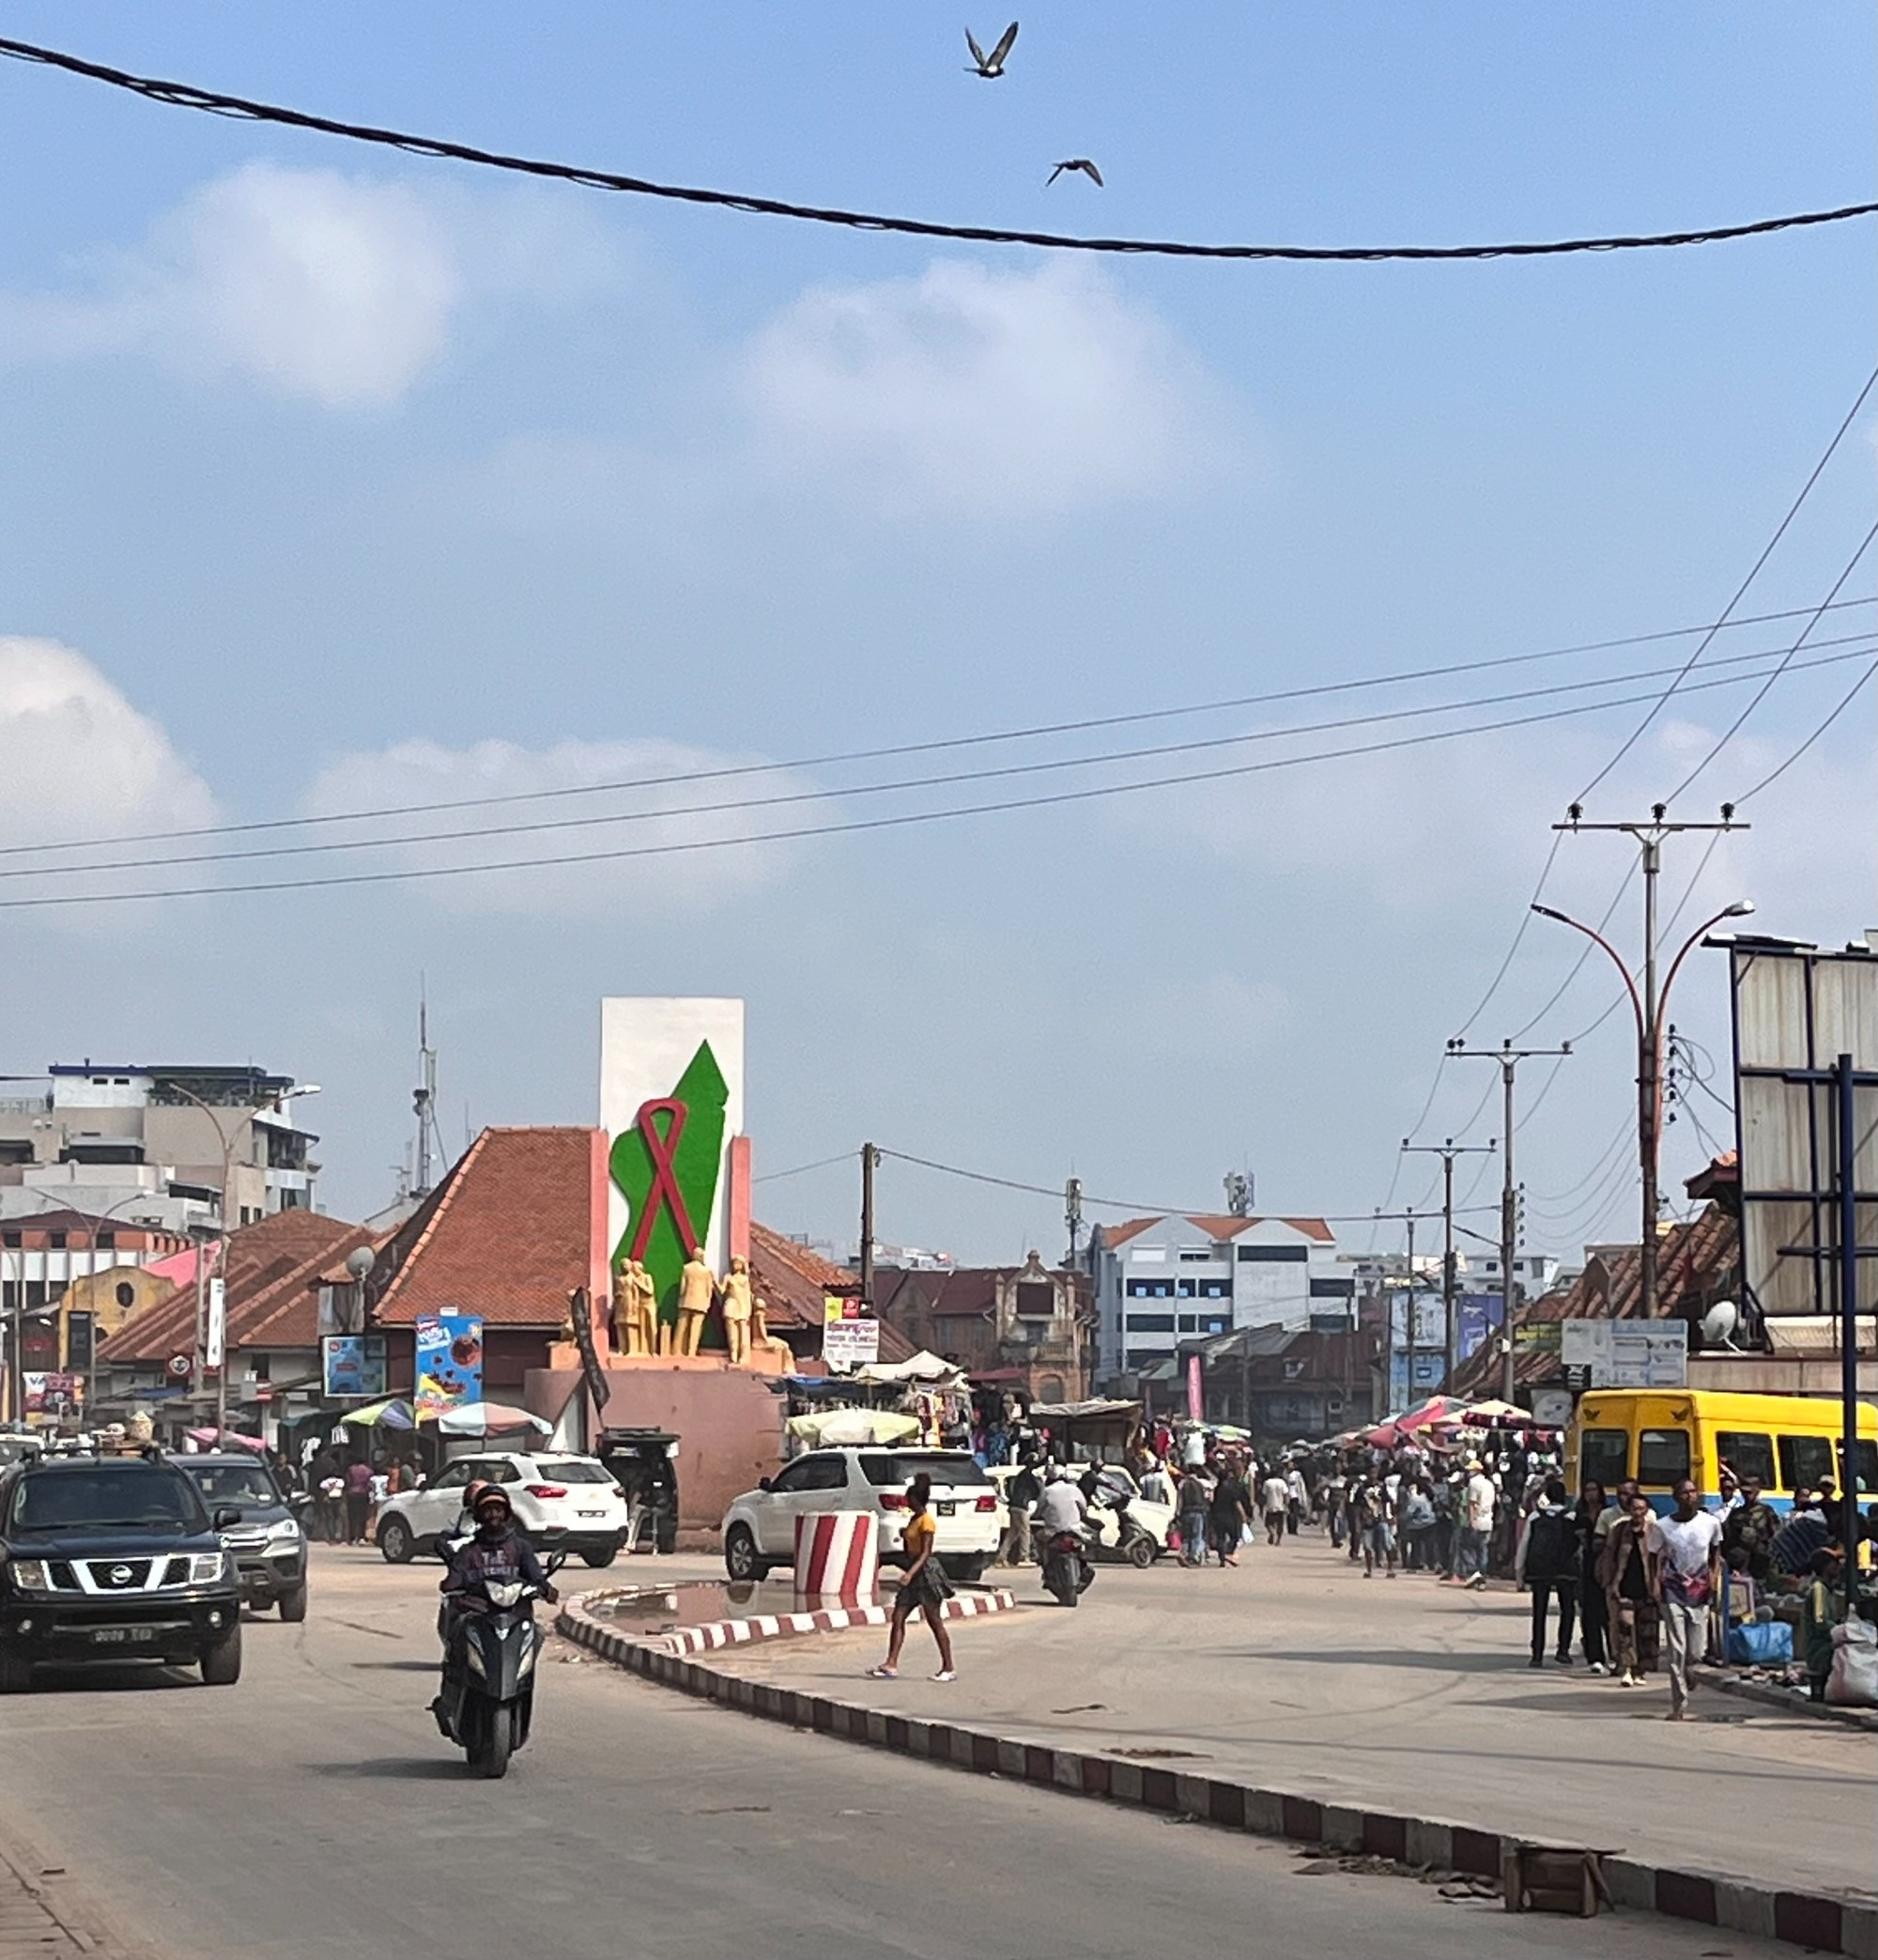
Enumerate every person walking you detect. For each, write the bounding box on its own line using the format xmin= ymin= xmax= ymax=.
xmin=1722 ymin=1474 xmax=1781 ymax=1585
xmin=1515 ymin=1477 xmax=1578 ymax=1668
xmin=1000 ymin=1455 xmax=1040 ymax=1566
xmin=1356 ymin=1475 xmax=1396 ymax=1578
xmin=344 ymin=1456 xmax=374 ymax=1545
xmin=1176 ymin=1467 xmax=1210 ymax=1567
xmin=868 ymin=1474 xmax=957 ymax=1681
xmin=1603 ymin=1489 xmax=1659 ymax=1686
xmin=1210 ymin=1462 xmax=1253 ymax=1567
xmin=1400 ymin=1478 xmax=1436 ymax=1572
xmin=1653 ymin=1478 xmax=1723 ymax=1720
xmin=1323 ymin=1466 xmax=1347 ymax=1549
xmin=1456 ymin=1458 xmax=1496 ymax=1590
xmin=1572 ymin=1479 xmax=1610 ymax=1674
xmin=1285 ymin=1463 xmax=1308 ymax=1536
xmin=1259 ymin=1466 xmax=1289 ymax=1548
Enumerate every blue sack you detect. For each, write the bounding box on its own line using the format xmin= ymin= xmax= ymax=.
xmin=1726 ymin=1620 xmax=1793 ymax=1666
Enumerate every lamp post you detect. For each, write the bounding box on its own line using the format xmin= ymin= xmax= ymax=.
xmin=1532 ymin=898 xmax=1754 ymax=1317
xmin=70 ymin=1192 xmax=166 ymax=1422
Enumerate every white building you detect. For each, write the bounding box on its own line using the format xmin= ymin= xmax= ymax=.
xmin=1091 ymin=1212 xmax=1345 ymax=1381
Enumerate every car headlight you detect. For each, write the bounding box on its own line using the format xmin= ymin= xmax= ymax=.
xmin=188 ymin=1551 xmax=226 ymax=1585
xmin=6 ymin=1559 xmax=52 ymax=1594
xmin=264 ymin=1519 xmax=302 ymax=1543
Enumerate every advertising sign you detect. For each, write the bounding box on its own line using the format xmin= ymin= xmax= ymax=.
xmin=822 ymin=1295 xmax=880 ymax=1373
xmin=602 ymin=998 xmax=746 ymax=1351
xmin=205 ymin=1276 xmax=226 ymax=1369
xmin=23 ymin=1371 xmax=77 ymax=1417
xmin=413 ymin=1314 xmax=483 ymax=1416
xmin=1388 ymin=1350 xmax=1449 ymax=1411
xmin=1560 ymin=1318 xmax=1687 ymax=1387
xmin=321 ymin=1334 xmax=389 ymax=1399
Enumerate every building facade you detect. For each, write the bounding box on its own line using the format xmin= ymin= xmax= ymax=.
xmin=1091 ymin=1212 xmax=1344 ymax=1381
xmin=873 ymin=1251 xmax=1094 ymax=1401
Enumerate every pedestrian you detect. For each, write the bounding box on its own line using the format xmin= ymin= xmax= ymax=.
xmin=1001 ymin=1455 xmax=1040 ymax=1566
xmin=1209 ymin=1462 xmax=1252 ymax=1567
xmin=867 ymin=1474 xmax=957 ymax=1681
xmin=1652 ymin=1477 xmax=1723 ymax=1721
xmin=1801 ymin=1545 xmax=1846 ymax=1703
xmin=1721 ymin=1474 xmax=1781 ymax=1585
xmin=1324 ymin=1466 xmax=1347 ymax=1548
xmin=318 ymin=1466 xmax=346 ymax=1543
xmin=1285 ymin=1462 xmax=1307 ymax=1536
xmin=1573 ymin=1478 xmax=1610 ymax=1674
xmin=345 ymin=1455 xmax=373 ymax=1545
xmin=1176 ymin=1468 xmax=1210 ymax=1566
xmin=1399 ymin=1479 xmax=1436 ymax=1572
xmin=1604 ymin=1490 xmax=1660 ymax=1687
xmin=1138 ymin=1458 xmax=1172 ymax=1506
xmin=1259 ymin=1466 xmax=1289 ymax=1548
xmin=367 ymin=1459 xmax=390 ymax=1537
xmin=1456 ymin=1458 xmax=1496 ymax=1590
xmin=1356 ymin=1476 xmax=1396 ymax=1578
xmin=1715 ymin=1467 xmax=1742 ymax=1516
xmin=1515 ymin=1477 xmax=1578 ymax=1668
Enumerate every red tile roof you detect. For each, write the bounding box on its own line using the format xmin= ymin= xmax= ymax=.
xmin=370 ymin=1128 xmax=602 ymax=1329
xmin=747 ymin=1223 xmax=915 ymax=1361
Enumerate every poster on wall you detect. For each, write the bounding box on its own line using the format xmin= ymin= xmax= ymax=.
xmin=321 ymin=1335 xmax=389 ymax=1399
xmin=413 ymin=1314 xmax=483 ymax=1415
xmin=602 ymin=998 xmax=747 ymax=1349
xmin=823 ymin=1296 xmax=880 ymax=1373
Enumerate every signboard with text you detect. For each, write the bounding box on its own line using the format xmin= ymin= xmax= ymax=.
xmin=413 ymin=1314 xmax=484 ymax=1416
xmin=321 ymin=1335 xmax=389 ymax=1399
xmin=1560 ymin=1319 xmax=1687 ymax=1387
xmin=822 ymin=1296 xmax=880 ymax=1373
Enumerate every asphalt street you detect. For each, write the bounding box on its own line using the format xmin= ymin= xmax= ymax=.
xmin=0 ymin=1545 xmax=1821 ymax=1960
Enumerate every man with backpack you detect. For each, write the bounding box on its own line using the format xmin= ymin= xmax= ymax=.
xmin=1515 ymin=1476 xmax=1578 ymax=1669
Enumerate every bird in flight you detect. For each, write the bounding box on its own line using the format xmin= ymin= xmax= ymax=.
xmin=965 ymin=23 xmax=1020 ymax=78
xmin=1047 ymin=158 xmax=1103 ymax=187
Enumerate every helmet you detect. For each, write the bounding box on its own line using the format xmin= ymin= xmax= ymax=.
xmin=472 ymin=1484 xmax=514 ymax=1520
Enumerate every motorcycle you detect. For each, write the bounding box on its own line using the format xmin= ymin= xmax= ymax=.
xmin=434 ymin=1547 xmax=566 ymax=1779
xmin=1041 ymin=1529 xmax=1094 ymax=1608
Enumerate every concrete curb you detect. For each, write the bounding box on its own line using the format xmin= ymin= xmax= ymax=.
xmin=562 ymin=1582 xmax=1015 ymax=1659
xmin=558 ymin=1590 xmax=1878 ymax=1956
xmin=1706 ymin=1673 xmax=1878 ymax=1734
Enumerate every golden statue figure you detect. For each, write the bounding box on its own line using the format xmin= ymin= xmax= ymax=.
xmin=675 ymin=1245 xmax=716 ymax=1357
xmin=630 ymin=1259 xmax=658 ymax=1357
xmin=719 ymin=1254 xmax=754 ymax=1365
xmin=749 ymin=1294 xmax=793 ymax=1369
xmin=610 ymin=1264 xmax=640 ymax=1357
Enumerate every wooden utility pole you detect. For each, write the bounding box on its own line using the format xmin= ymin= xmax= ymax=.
xmin=858 ymin=1143 xmax=880 ymax=1308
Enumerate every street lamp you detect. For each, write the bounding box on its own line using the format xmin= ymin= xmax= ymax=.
xmin=1532 ymin=896 xmax=1754 ymax=1317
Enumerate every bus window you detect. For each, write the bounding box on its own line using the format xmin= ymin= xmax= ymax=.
xmin=1716 ymin=1431 xmax=1775 ymax=1489
xmin=1638 ymin=1428 xmax=1690 ymax=1486
xmin=1838 ymin=1439 xmax=1878 ymax=1495
xmin=1579 ymin=1429 xmax=1629 ymax=1490
xmin=1778 ymin=1435 xmax=1834 ymax=1493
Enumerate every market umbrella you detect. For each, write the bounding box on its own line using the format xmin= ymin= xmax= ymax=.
xmin=787 ymin=1408 xmax=921 ymax=1447
xmin=339 ymin=1397 xmax=415 ymax=1430
xmin=185 ymin=1428 xmax=267 ymax=1453
xmin=428 ymin=1400 xmax=551 ymax=1438
xmin=1450 ymin=1397 xmax=1528 ymax=1427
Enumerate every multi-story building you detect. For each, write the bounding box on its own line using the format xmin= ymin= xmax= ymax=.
xmin=873 ymin=1251 xmax=1095 ymax=1402
xmin=0 ymin=1063 xmax=320 ymax=1229
xmin=1091 ymin=1212 xmax=1344 ymax=1382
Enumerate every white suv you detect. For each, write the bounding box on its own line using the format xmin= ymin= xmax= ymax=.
xmin=376 ymin=1452 xmax=630 ymax=1568
xmin=720 ymin=1447 xmax=1000 ymax=1583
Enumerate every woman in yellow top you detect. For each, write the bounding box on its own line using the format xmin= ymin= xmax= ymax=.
xmin=868 ymin=1473 xmax=958 ymax=1681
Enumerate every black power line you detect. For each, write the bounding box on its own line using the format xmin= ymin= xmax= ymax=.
xmin=0 ymin=34 xmax=1871 ymax=266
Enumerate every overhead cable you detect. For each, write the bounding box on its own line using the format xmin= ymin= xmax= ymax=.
xmin=0 ymin=36 xmax=1871 ymax=266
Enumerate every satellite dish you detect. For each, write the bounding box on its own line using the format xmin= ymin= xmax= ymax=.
xmin=1701 ymin=1300 xmax=1739 ymax=1350
xmin=345 ymin=1246 xmax=376 ymax=1282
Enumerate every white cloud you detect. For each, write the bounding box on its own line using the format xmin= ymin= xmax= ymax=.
xmin=741 ymin=258 xmax=1229 ymax=518
xmin=0 ymin=639 xmax=218 ymax=924
xmin=301 ymin=734 xmax=810 ymax=918
xmin=0 ymin=163 xmax=595 ymax=409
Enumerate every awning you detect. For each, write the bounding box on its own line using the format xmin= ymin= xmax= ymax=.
xmin=852 ymin=1350 xmax=961 ymax=1385
xmin=431 ymin=1400 xmax=551 ymax=1438
xmin=339 ymin=1397 xmax=415 ymax=1429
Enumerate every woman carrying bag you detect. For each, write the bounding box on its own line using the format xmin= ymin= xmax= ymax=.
xmin=868 ymin=1474 xmax=957 ymax=1682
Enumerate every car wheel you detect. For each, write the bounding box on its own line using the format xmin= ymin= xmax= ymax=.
xmin=1126 ymin=1536 xmax=1156 ymax=1569
xmin=724 ymin=1524 xmax=766 ymax=1582
xmin=199 ymin=1625 xmax=243 ymax=1687
xmin=0 ymin=1649 xmax=33 ymax=1694
xmin=377 ymin=1516 xmax=414 ymax=1565
xmin=278 ymin=1583 xmax=309 ymax=1622
xmin=580 ymin=1545 xmax=620 ymax=1568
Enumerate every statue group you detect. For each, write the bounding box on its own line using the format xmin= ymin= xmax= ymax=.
xmin=611 ymin=1249 xmax=789 ymax=1366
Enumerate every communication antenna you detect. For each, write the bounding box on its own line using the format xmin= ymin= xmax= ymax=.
xmin=412 ymin=982 xmax=443 ymax=1197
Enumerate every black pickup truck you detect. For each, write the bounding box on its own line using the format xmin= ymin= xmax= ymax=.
xmin=0 ymin=1450 xmax=245 ymax=1690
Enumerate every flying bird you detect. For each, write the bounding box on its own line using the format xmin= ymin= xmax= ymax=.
xmin=965 ymin=23 xmax=1019 ymax=77
xmin=1047 ymin=158 xmax=1103 ymax=187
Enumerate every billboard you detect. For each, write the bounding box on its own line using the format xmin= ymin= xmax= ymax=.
xmin=823 ymin=1295 xmax=880 ymax=1373
xmin=321 ymin=1334 xmax=389 ymax=1399
xmin=1729 ymin=940 xmax=1878 ymax=1320
xmin=1561 ymin=1318 xmax=1687 ymax=1387
xmin=413 ymin=1314 xmax=483 ymax=1416
xmin=602 ymin=998 xmax=746 ymax=1350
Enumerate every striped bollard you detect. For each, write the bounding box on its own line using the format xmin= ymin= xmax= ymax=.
xmin=794 ymin=1510 xmax=879 ymax=1607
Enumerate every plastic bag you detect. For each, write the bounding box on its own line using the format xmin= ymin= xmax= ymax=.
xmin=1726 ymin=1620 xmax=1793 ymax=1667
xmin=1825 ymin=1616 xmax=1878 ymax=1708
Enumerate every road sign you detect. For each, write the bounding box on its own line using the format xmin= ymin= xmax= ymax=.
xmin=166 ymin=1353 xmax=192 ymax=1381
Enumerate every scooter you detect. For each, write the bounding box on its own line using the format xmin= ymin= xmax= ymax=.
xmin=434 ymin=1549 xmax=566 ymax=1779
xmin=1041 ymin=1529 xmax=1094 ymax=1607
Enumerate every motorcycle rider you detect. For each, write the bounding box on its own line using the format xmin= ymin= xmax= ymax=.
xmin=1035 ymin=1469 xmax=1091 ymax=1589
xmin=432 ymin=1483 xmax=558 ymax=1726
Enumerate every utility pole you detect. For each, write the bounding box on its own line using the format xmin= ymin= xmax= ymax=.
xmin=1403 ymin=1136 xmax=1497 ymax=1390
xmin=1064 ymin=1177 xmax=1084 ymax=1269
xmin=1403 ymin=1208 xmax=1417 ymax=1412
xmin=1539 ymin=803 xmax=1749 ymax=1318
xmin=858 ymin=1143 xmax=880 ymax=1309
xmin=413 ymin=986 xmax=440 ymax=1199
xmin=1448 ymin=1040 xmax=1571 ymax=1398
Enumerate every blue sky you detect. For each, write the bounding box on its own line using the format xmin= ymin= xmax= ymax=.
xmin=0 ymin=5 xmax=1870 ymax=1266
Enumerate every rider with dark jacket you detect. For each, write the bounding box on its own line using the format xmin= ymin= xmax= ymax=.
xmin=433 ymin=1485 xmax=557 ymax=1721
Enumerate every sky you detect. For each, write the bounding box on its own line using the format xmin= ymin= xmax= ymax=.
xmin=0 ymin=5 xmax=1870 ymax=1272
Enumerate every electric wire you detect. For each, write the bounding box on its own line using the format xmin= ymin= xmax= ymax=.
xmin=750 ymin=1150 xmax=854 ymax=1185
xmin=1 ymin=35 xmax=1871 ymax=266
xmin=1573 ymin=368 xmax=1878 ymax=801
xmin=1736 ymin=658 xmax=1878 ymax=803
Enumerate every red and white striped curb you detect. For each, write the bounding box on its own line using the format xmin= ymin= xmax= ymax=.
xmin=563 ymin=1583 xmax=1013 ymax=1660
xmin=558 ymin=1594 xmax=1878 ymax=1958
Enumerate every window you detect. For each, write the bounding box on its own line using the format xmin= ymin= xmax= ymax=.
xmin=1 ymin=1230 xmax=18 ymax=1248
xmin=10 ymin=1465 xmax=207 ymax=1534
xmin=1176 ymin=1278 xmax=1196 ymax=1299
xmin=1177 ymin=1315 xmax=1199 ymax=1333
xmin=1716 ymin=1431 xmax=1775 ymax=1489
xmin=1283 ymin=1359 xmax=1305 ymax=1381
xmin=1840 ymin=1440 xmax=1878 ymax=1495
xmin=855 ymin=1453 xmax=991 ymax=1488
xmin=767 ymin=1458 xmax=823 ymax=1493
xmin=1178 ymin=1250 xmax=1211 ymax=1263
xmin=95 ymin=1230 xmax=115 ymax=1250
xmin=1125 ymin=1313 xmax=1176 ymax=1335
xmin=47 ymin=1231 xmax=65 ymax=1249
xmin=1196 ymin=1278 xmax=1232 ymax=1300
xmin=1309 ymin=1276 xmax=1355 ymax=1298
xmin=1579 ymin=1429 xmax=1629 ymax=1491
xmin=1126 ymin=1277 xmax=1173 ymax=1299
xmin=788 ymin=1456 xmax=849 ymax=1491
xmin=1014 ymin=1280 xmax=1054 ymax=1319
xmin=1237 ymin=1244 xmax=1308 ymax=1263
xmin=115 ymin=1281 xmax=136 ymax=1308
xmin=477 ymin=1459 xmax=523 ymax=1486
xmin=430 ymin=1462 xmax=473 ymax=1490
xmin=1637 ymin=1428 xmax=1690 ymax=1487
xmin=1778 ymin=1434 xmax=1834 ymax=1493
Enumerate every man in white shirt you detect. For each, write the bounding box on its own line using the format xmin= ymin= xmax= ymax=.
xmin=1034 ymin=1474 xmax=1086 ymax=1536
xmin=1457 ymin=1460 xmax=1497 ymax=1590
xmin=1650 ymin=1478 xmax=1723 ymax=1720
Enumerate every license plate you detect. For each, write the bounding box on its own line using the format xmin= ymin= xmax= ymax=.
xmin=936 ymin=1500 xmax=955 ymax=1516
xmin=577 ymin=1509 xmax=605 ymax=1519
xmin=92 ymin=1628 xmax=154 ymax=1645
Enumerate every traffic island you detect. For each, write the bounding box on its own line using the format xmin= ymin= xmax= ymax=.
xmin=558 ymin=1587 xmax=1878 ymax=1957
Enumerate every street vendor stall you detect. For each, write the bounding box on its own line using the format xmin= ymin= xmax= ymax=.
xmin=1029 ymin=1397 xmax=1141 ymax=1465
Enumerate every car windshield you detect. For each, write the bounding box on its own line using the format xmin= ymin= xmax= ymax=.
xmin=536 ymin=1459 xmax=616 ymax=1485
xmin=184 ymin=1463 xmax=282 ymax=1506
xmin=856 ymin=1452 xmax=993 ymax=1489
xmin=11 ymin=1465 xmax=207 ymax=1533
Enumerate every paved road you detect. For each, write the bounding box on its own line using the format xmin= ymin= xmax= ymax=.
xmin=0 ymin=1545 xmax=1812 ymax=1960
xmin=706 ymin=1537 xmax=1878 ymax=1900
